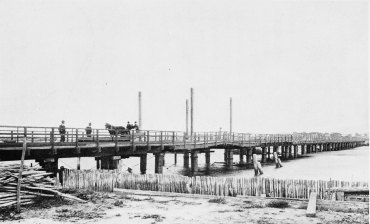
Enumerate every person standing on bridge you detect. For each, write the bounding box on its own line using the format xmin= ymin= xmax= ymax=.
xmin=58 ymin=120 xmax=66 ymax=142
xmin=85 ymin=122 xmax=92 ymax=137
xmin=126 ymin=121 xmax=131 ymax=130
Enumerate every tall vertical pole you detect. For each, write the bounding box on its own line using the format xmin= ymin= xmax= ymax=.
xmin=138 ymin=91 xmax=142 ymax=130
xmin=186 ymin=99 xmax=189 ymax=136
xmin=230 ymin=97 xmax=232 ymax=134
xmin=190 ymin=88 xmax=194 ymax=136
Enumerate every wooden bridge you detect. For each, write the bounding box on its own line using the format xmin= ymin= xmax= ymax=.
xmin=0 ymin=125 xmax=366 ymax=175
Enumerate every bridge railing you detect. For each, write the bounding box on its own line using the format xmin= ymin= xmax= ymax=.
xmin=0 ymin=125 xmax=366 ymax=148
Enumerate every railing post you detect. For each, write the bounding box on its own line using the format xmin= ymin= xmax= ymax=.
xmin=45 ymin=128 xmax=47 ymax=142
xmin=66 ymin=132 xmax=69 ymax=142
xmin=51 ymin=128 xmax=55 ymax=154
xmin=160 ymin=131 xmax=163 ymax=150
xmin=132 ymin=130 xmax=136 ymax=151
xmin=194 ymin=133 xmax=196 ymax=149
xmin=31 ymin=131 xmax=34 ymax=143
xmin=75 ymin=129 xmax=79 ymax=148
xmin=96 ymin=129 xmax=101 ymax=153
xmin=172 ymin=131 xmax=175 ymax=146
xmin=16 ymin=127 xmax=19 ymax=143
xmin=11 ymin=131 xmax=13 ymax=141
xmin=115 ymin=130 xmax=118 ymax=153
xmin=147 ymin=131 xmax=150 ymax=151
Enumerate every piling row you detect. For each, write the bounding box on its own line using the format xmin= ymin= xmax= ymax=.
xmin=62 ymin=170 xmax=368 ymax=200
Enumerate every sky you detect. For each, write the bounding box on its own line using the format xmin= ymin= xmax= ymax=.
xmin=0 ymin=0 xmax=368 ymax=135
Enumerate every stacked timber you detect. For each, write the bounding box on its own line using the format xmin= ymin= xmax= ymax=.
xmin=0 ymin=163 xmax=85 ymax=208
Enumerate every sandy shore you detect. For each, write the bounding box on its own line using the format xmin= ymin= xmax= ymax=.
xmin=1 ymin=189 xmax=368 ymax=224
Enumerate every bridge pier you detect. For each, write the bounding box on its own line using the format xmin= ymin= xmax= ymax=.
xmin=140 ymin=154 xmax=147 ymax=174
xmin=101 ymin=156 xmax=120 ymax=170
xmin=96 ymin=157 xmax=101 ymax=169
xmin=224 ymin=149 xmax=227 ymax=162
xmin=239 ymin=148 xmax=245 ymax=164
xmin=267 ymin=146 xmax=271 ymax=160
xmin=246 ymin=148 xmax=252 ymax=164
xmin=191 ymin=151 xmax=199 ymax=172
xmin=205 ymin=149 xmax=211 ymax=168
xmin=273 ymin=145 xmax=278 ymax=158
xmin=288 ymin=145 xmax=294 ymax=158
xmin=261 ymin=146 xmax=266 ymax=163
xmin=225 ymin=149 xmax=233 ymax=168
xmin=300 ymin=145 xmax=305 ymax=155
xmin=155 ymin=152 xmax=165 ymax=174
xmin=293 ymin=145 xmax=298 ymax=158
xmin=184 ymin=152 xmax=190 ymax=168
xmin=284 ymin=145 xmax=289 ymax=159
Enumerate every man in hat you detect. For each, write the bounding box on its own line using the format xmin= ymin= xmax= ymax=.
xmin=126 ymin=121 xmax=131 ymax=130
xmin=58 ymin=120 xmax=66 ymax=142
xmin=133 ymin=121 xmax=139 ymax=130
xmin=85 ymin=122 xmax=92 ymax=137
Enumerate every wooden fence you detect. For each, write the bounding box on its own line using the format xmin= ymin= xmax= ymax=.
xmin=62 ymin=169 xmax=368 ymax=200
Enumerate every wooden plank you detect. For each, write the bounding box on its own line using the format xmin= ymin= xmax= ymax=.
xmin=306 ymin=192 xmax=317 ymax=217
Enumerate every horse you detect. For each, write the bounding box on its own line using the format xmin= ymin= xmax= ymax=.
xmin=105 ymin=123 xmax=130 ymax=137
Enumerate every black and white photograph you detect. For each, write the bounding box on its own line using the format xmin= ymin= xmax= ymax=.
xmin=0 ymin=0 xmax=369 ymax=223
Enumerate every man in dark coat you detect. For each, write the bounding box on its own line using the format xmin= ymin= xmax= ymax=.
xmin=85 ymin=122 xmax=92 ymax=137
xmin=58 ymin=120 xmax=66 ymax=142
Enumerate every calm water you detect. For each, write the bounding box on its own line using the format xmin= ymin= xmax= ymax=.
xmin=20 ymin=146 xmax=369 ymax=182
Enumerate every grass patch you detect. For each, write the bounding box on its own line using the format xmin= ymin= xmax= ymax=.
xmin=55 ymin=208 xmax=105 ymax=221
xmin=142 ymin=214 xmax=165 ymax=222
xmin=208 ymin=197 xmax=227 ymax=204
xmin=266 ymin=200 xmax=289 ymax=208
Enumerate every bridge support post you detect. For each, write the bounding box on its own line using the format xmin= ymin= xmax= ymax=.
xmin=293 ymin=145 xmax=298 ymax=158
xmin=191 ymin=151 xmax=199 ymax=172
xmin=246 ymin=148 xmax=251 ymax=164
xmin=174 ymin=153 xmax=177 ymax=165
xmin=239 ymin=148 xmax=245 ymax=164
xmin=289 ymin=145 xmax=294 ymax=158
xmin=284 ymin=145 xmax=289 ymax=159
xmin=184 ymin=152 xmax=189 ymax=168
xmin=140 ymin=154 xmax=147 ymax=174
xmin=261 ymin=147 xmax=266 ymax=163
xmin=101 ymin=156 xmax=120 ymax=170
xmin=155 ymin=153 xmax=165 ymax=174
xmin=226 ymin=149 xmax=233 ymax=168
xmin=224 ymin=149 xmax=227 ymax=162
xmin=300 ymin=145 xmax=305 ymax=155
xmin=205 ymin=149 xmax=211 ymax=167
xmin=95 ymin=157 xmax=101 ymax=169
xmin=267 ymin=146 xmax=271 ymax=160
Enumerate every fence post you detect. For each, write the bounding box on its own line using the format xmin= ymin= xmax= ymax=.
xmin=11 ymin=131 xmax=13 ymax=141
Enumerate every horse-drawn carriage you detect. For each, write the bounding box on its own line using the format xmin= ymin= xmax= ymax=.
xmin=105 ymin=123 xmax=139 ymax=137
